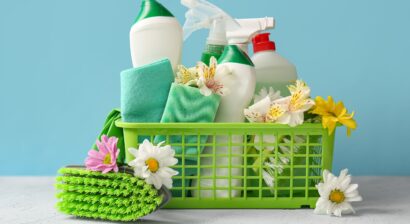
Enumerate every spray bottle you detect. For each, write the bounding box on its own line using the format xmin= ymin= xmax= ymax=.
xmin=182 ymin=0 xmax=274 ymax=65
xmin=227 ymin=17 xmax=275 ymax=53
xmin=181 ymin=0 xmax=240 ymax=65
xmin=183 ymin=0 xmax=275 ymax=198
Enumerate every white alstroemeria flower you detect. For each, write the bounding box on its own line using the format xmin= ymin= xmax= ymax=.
xmin=244 ymin=96 xmax=287 ymax=123
xmin=274 ymin=80 xmax=315 ymax=127
xmin=128 ymin=139 xmax=179 ymax=190
xmin=254 ymin=87 xmax=282 ymax=103
xmin=253 ymin=135 xmax=306 ymax=188
xmin=314 ymin=169 xmax=363 ymax=217
xmin=262 ymin=169 xmax=275 ymax=187
xmin=254 ymin=133 xmax=276 ymax=151
xmin=288 ymin=79 xmax=311 ymax=96
xmin=175 ymin=65 xmax=198 ymax=86
xmin=197 ymin=56 xmax=231 ymax=96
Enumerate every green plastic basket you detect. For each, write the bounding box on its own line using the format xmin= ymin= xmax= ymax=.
xmin=115 ymin=122 xmax=335 ymax=209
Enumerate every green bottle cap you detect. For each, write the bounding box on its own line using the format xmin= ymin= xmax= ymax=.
xmin=218 ymin=45 xmax=254 ymax=67
xmin=134 ymin=0 xmax=174 ymax=24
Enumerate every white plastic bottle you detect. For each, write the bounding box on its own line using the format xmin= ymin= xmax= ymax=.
xmin=192 ymin=45 xmax=256 ymax=198
xmin=251 ymin=33 xmax=297 ymax=96
xmin=130 ymin=0 xmax=182 ymax=70
xmin=214 ymin=46 xmax=256 ymax=122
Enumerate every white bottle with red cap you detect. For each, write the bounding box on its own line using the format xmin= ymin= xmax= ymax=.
xmin=251 ymin=33 xmax=298 ymax=96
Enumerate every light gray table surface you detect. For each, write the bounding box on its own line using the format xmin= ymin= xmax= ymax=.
xmin=0 ymin=176 xmax=409 ymax=224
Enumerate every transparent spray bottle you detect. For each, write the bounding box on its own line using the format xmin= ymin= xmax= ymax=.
xmin=182 ymin=0 xmax=275 ymax=197
xmin=181 ymin=0 xmax=240 ymax=65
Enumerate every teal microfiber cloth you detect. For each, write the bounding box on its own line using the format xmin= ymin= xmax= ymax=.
xmin=92 ymin=109 xmax=125 ymax=164
xmin=56 ymin=166 xmax=171 ymax=222
xmin=121 ymin=58 xmax=174 ymax=123
xmin=154 ymin=83 xmax=220 ymax=161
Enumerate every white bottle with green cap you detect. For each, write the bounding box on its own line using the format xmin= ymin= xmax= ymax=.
xmin=130 ymin=0 xmax=182 ymax=70
xmin=215 ymin=45 xmax=256 ymax=122
xmin=192 ymin=45 xmax=256 ymax=198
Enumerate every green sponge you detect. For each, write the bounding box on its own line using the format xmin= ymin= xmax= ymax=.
xmin=56 ymin=166 xmax=170 ymax=222
xmin=154 ymin=83 xmax=221 ymax=160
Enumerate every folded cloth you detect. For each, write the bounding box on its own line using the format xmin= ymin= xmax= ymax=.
xmin=154 ymin=83 xmax=221 ymax=162
xmin=92 ymin=109 xmax=125 ymax=164
xmin=121 ymin=58 xmax=174 ymax=123
xmin=154 ymin=84 xmax=220 ymax=196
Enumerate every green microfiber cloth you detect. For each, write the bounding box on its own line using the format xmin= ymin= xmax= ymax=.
xmin=154 ymin=83 xmax=220 ymax=161
xmin=154 ymin=84 xmax=220 ymax=196
xmin=56 ymin=166 xmax=170 ymax=222
xmin=120 ymin=58 xmax=174 ymax=123
xmin=92 ymin=109 xmax=125 ymax=164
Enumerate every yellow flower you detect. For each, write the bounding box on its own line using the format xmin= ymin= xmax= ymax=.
xmin=311 ymin=96 xmax=357 ymax=136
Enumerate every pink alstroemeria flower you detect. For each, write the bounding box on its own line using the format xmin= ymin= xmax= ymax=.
xmin=85 ymin=135 xmax=119 ymax=173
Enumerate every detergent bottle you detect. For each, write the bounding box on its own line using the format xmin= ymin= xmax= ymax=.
xmin=130 ymin=0 xmax=183 ymax=70
xmin=251 ymin=33 xmax=298 ymax=96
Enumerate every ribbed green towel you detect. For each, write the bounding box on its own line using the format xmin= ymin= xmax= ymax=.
xmin=154 ymin=84 xmax=220 ymax=196
xmin=154 ymin=83 xmax=220 ymax=162
xmin=92 ymin=109 xmax=124 ymax=164
xmin=120 ymin=58 xmax=174 ymax=123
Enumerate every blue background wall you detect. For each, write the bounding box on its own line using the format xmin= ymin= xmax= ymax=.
xmin=1 ymin=0 xmax=409 ymax=175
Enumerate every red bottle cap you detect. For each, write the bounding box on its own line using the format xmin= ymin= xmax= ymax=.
xmin=252 ymin=33 xmax=276 ymax=53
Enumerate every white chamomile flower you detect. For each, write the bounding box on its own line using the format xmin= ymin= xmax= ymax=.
xmin=254 ymin=86 xmax=282 ymax=103
xmin=128 ymin=139 xmax=179 ymax=190
xmin=314 ymin=169 xmax=363 ymax=217
xmin=273 ymin=80 xmax=315 ymax=127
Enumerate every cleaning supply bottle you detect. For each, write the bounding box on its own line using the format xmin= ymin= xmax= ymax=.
xmin=192 ymin=44 xmax=256 ymax=198
xmin=227 ymin=17 xmax=275 ymax=54
xmin=182 ymin=0 xmax=275 ymax=198
xmin=181 ymin=0 xmax=240 ymax=65
xmin=130 ymin=0 xmax=183 ymax=70
xmin=251 ymin=33 xmax=298 ymax=96
xmin=181 ymin=0 xmax=275 ymax=65
xmin=214 ymin=46 xmax=256 ymax=122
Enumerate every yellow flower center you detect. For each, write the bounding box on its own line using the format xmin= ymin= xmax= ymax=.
xmin=329 ymin=189 xmax=345 ymax=204
xmin=267 ymin=105 xmax=284 ymax=121
xmin=103 ymin=153 xmax=112 ymax=165
xmin=145 ymin=158 xmax=160 ymax=173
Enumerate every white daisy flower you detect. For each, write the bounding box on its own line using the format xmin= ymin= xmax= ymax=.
xmin=128 ymin=139 xmax=179 ymax=190
xmin=314 ymin=169 xmax=363 ymax=217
